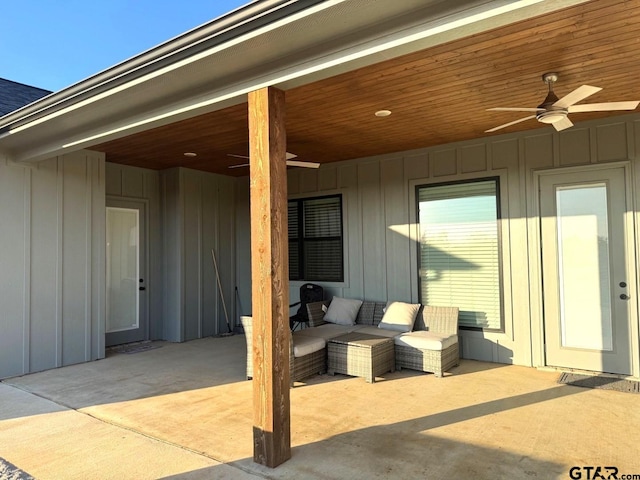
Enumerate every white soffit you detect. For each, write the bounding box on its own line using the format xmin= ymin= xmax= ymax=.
xmin=0 ymin=0 xmax=589 ymax=162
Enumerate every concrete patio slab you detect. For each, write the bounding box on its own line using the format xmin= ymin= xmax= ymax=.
xmin=2 ymin=335 xmax=640 ymax=479
xmin=0 ymin=383 xmax=256 ymax=480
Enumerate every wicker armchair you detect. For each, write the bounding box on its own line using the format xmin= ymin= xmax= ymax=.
xmin=240 ymin=315 xmax=326 ymax=386
xmin=394 ymin=306 xmax=459 ymax=377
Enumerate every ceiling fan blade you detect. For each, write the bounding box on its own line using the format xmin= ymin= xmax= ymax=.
xmin=227 ymin=152 xmax=298 ymax=160
xmin=485 ymin=115 xmax=537 ymax=133
xmin=552 ymin=116 xmax=573 ymax=131
xmin=553 ymin=85 xmax=602 ymax=108
xmin=487 ymin=107 xmax=544 ymax=112
xmin=229 ymin=159 xmax=318 ymax=169
xmin=568 ymin=101 xmax=640 ymax=113
xmin=286 ymin=160 xmax=320 ymax=169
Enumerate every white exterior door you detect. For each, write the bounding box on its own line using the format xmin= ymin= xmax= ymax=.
xmin=539 ymin=166 xmax=633 ymax=375
xmin=106 ymin=201 xmax=148 ymax=347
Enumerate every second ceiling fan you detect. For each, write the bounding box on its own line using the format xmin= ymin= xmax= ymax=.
xmin=485 ymin=72 xmax=639 ymax=133
xmin=227 ymin=152 xmax=319 ymax=169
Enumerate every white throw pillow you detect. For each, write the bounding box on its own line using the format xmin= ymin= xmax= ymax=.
xmin=378 ymin=301 xmax=420 ymax=332
xmin=324 ymin=297 xmax=363 ymax=326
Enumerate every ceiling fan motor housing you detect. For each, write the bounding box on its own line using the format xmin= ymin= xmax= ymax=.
xmin=537 ymin=72 xmax=566 ymax=123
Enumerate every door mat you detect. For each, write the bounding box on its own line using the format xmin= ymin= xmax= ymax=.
xmin=0 ymin=457 xmax=35 ymax=480
xmin=109 ymin=342 xmax=162 ymax=354
xmin=558 ymin=372 xmax=640 ymax=393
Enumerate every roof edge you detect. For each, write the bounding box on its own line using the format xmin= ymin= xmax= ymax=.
xmin=0 ymin=0 xmax=328 ymax=129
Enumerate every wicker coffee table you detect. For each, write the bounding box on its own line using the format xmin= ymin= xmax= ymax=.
xmin=327 ymin=332 xmax=395 ymax=383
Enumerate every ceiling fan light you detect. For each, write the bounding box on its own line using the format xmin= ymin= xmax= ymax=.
xmin=537 ymin=112 xmax=566 ymax=124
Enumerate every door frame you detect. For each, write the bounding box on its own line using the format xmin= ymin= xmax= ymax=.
xmin=106 ymin=196 xmax=150 ymax=345
xmin=530 ymin=161 xmax=639 ymax=377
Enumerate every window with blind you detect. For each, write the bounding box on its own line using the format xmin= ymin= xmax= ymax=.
xmin=289 ymin=195 xmax=343 ymax=282
xmin=417 ymin=179 xmax=503 ymax=331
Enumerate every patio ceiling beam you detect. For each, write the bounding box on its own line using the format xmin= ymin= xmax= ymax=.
xmin=248 ymin=86 xmax=291 ymax=468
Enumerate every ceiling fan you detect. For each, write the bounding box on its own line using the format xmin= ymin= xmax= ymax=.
xmin=485 ymin=72 xmax=639 ymax=133
xmin=227 ymin=152 xmax=320 ymax=169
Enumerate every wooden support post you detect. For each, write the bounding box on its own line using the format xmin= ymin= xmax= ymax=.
xmin=248 ymin=86 xmax=291 ymax=468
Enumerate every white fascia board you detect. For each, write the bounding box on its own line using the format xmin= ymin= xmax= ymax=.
xmin=12 ymin=96 xmax=247 ymax=163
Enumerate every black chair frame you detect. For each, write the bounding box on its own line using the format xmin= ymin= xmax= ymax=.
xmin=289 ymin=283 xmax=324 ymax=331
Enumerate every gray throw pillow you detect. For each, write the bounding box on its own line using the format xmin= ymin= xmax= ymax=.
xmin=324 ymin=297 xmax=363 ymax=326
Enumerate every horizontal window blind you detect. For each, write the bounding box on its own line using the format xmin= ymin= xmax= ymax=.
xmin=418 ymin=180 xmax=502 ymax=330
xmin=288 ymin=195 xmax=343 ymax=282
xmin=304 ymin=239 xmax=342 ymax=280
xmin=304 ymin=197 xmax=342 ymax=237
xmin=289 ymin=202 xmax=300 ymax=280
xmin=288 ymin=203 xmax=298 ymax=239
xmin=289 ymin=241 xmax=300 ymax=280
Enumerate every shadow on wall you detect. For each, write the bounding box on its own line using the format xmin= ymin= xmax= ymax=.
xmin=458 ymin=337 xmax=514 ymax=364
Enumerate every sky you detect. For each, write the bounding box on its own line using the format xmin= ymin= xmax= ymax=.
xmin=1 ymin=0 xmax=250 ymax=92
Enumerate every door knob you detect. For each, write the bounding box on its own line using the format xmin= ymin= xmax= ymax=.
xmin=620 ymin=293 xmax=629 ymax=300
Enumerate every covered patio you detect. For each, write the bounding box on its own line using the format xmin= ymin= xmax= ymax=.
xmin=3 ymin=0 xmax=640 ymax=474
xmin=1 ymin=336 xmax=639 ymax=479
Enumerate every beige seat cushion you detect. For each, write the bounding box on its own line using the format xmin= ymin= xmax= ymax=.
xmin=294 ymin=323 xmax=355 ymax=341
xmin=394 ymin=331 xmax=458 ymax=351
xmin=292 ymin=335 xmax=326 ymax=358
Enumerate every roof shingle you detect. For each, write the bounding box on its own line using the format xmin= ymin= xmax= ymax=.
xmin=0 ymin=78 xmax=51 ymax=117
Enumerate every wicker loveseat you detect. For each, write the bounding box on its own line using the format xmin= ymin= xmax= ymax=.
xmin=300 ymin=300 xmax=460 ymax=378
xmin=240 ymin=300 xmax=460 ymax=385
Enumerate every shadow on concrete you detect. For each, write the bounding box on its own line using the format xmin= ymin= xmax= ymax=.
xmin=289 ymin=358 xmax=508 ymax=389
xmin=2 ymin=339 xmax=618 ymax=480
xmin=244 ymin=384 xmax=579 ymax=479
xmin=1 ymin=336 xmax=249 ymax=412
xmin=159 ymin=385 xmax=579 ymax=478
xmin=3 ymin=334 xmax=516 ymax=414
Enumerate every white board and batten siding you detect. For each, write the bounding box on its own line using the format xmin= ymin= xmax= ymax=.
xmin=0 ymin=151 xmax=105 ymax=379
xmin=3 ymin=114 xmax=640 ymax=379
xmin=278 ymin=142 xmax=526 ymax=364
xmin=235 ymin=113 xmax=640 ymax=367
xmin=106 ymin=163 xmax=163 ymax=340
xmin=107 ymin=163 xmax=235 ymax=342
xmin=159 ymin=167 xmax=237 ymax=341
xmin=107 ymin=164 xmax=238 ymax=344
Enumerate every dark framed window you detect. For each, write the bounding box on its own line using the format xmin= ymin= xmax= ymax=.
xmin=416 ymin=178 xmax=503 ymax=332
xmin=288 ymin=194 xmax=343 ymax=282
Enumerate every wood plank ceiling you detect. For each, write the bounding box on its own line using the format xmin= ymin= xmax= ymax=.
xmin=93 ymin=0 xmax=640 ymax=176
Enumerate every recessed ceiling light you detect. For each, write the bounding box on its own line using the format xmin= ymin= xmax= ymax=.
xmin=184 ymin=152 xmax=197 ymax=157
xmin=375 ymin=110 xmax=392 ymax=117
